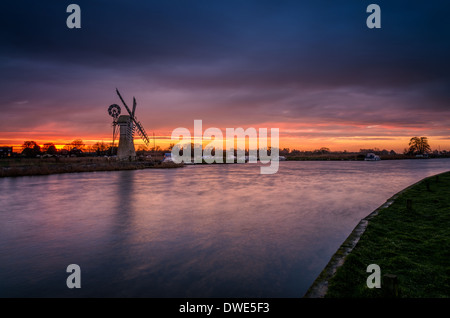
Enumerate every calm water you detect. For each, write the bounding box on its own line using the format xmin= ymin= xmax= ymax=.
xmin=1 ymin=159 xmax=449 ymax=297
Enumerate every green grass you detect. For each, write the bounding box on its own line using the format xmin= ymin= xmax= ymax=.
xmin=325 ymin=171 xmax=450 ymax=298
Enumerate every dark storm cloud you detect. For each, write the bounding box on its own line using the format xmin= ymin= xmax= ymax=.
xmin=3 ymin=0 xmax=449 ymax=83
xmin=1 ymin=0 xmax=450 ymax=137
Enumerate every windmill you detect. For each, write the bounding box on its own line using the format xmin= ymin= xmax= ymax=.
xmin=107 ymin=89 xmax=151 ymax=160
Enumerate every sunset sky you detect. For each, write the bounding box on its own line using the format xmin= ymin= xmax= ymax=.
xmin=1 ymin=0 xmax=450 ymax=152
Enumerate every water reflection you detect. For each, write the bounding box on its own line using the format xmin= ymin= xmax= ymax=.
xmin=0 ymin=159 xmax=449 ymax=297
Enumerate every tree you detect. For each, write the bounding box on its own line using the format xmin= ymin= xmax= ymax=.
xmin=93 ymin=141 xmax=108 ymax=155
xmin=42 ymin=143 xmax=57 ymax=155
xmin=21 ymin=141 xmax=41 ymax=157
xmin=314 ymin=147 xmax=330 ymax=154
xmin=167 ymin=143 xmax=175 ymax=151
xmin=408 ymin=136 xmax=431 ymax=155
xmin=71 ymin=139 xmax=85 ymax=151
xmin=22 ymin=141 xmax=38 ymax=150
xmin=136 ymin=144 xmax=148 ymax=156
xmin=137 ymin=144 xmax=148 ymax=152
xmin=279 ymin=148 xmax=290 ymax=156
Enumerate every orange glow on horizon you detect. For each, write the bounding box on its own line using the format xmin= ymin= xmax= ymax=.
xmin=1 ymin=120 xmax=449 ymax=153
xmin=2 ymin=133 xmax=450 ymax=154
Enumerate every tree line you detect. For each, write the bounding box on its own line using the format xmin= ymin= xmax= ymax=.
xmin=20 ymin=139 xmax=109 ymax=157
xmin=14 ymin=136 xmax=447 ymax=158
xmin=279 ymin=136 xmax=443 ymax=157
xmin=18 ymin=140 xmax=172 ymax=158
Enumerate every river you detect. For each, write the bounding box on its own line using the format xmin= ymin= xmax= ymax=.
xmin=1 ymin=159 xmax=449 ymax=297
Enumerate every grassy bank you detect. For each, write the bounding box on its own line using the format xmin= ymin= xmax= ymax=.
xmin=0 ymin=157 xmax=183 ymax=178
xmin=319 ymin=171 xmax=450 ymax=297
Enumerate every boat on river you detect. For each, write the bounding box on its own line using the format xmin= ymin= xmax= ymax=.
xmin=364 ymin=153 xmax=380 ymax=161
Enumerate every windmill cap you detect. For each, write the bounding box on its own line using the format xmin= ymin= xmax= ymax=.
xmin=117 ymin=115 xmax=131 ymax=123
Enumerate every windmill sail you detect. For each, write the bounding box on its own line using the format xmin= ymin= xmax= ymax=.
xmin=134 ymin=119 xmax=150 ymax=146
xmin=116 ymin=89 xmax=133 ymax=117
xmin=132 ymin=97 xmax=137 ymax=118
xmin=115 ymin=88 xmax=151 ymax=147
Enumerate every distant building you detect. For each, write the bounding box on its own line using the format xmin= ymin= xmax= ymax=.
xmin=0 ymin=147 xmax=13 ymax=158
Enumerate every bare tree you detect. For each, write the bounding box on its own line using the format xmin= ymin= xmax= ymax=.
xmin=71 ymin=139 xmax=85 ymax=150
xmin=93 ymin=141 xmax=108 ymax=155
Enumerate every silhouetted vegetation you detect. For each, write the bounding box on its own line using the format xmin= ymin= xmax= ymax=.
xmin=21 ymin=141 xmax=41 ymax=158
xmin=281 ymin=136 xmax=449 ymax=161
xmin=42 ymin=143 xmax=57 ymax=155
xmin=405 ymin=136 xmax=431 ymax=155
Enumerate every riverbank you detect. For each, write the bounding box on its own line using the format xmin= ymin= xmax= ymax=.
xmin=304 ymin=171 xmax=450 ymax=298
xmin=286 ymin=153 xmax=450 ymax=161
xmin=0 ymin=157 xmax=183 ymax=178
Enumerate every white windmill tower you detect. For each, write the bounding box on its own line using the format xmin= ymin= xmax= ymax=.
xmin=108 ymin=89 xmax=151 ymax=160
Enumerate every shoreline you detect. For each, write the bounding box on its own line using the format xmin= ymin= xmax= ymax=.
xmin=303 ymin=170 xmax=450 ymax=298
xmin=0 ymin=159 xmax=183 ymax=178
